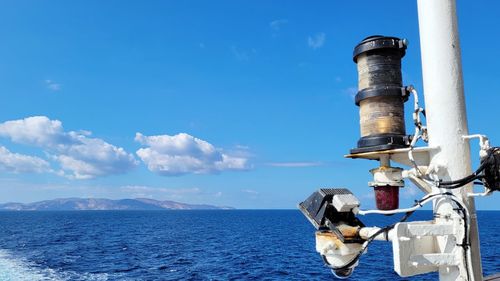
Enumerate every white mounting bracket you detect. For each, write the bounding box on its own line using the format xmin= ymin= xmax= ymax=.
xmin=392 ymin=218 xmax=466 ymax=279
xmin=345 ymin=146 xmax=437 ymax=168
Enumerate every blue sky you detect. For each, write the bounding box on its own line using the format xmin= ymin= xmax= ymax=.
xmin=0 ymin=0 xmax=498 ymax=209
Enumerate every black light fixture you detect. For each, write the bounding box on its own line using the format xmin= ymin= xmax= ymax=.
xmin=351 ymin=35 xmax=410 ymax=154
xmin=298 ymin=188 xmax=363 ymax=231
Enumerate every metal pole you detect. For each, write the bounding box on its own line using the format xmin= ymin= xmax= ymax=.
xmin=417 ymin=0 xmax=483 ymax=280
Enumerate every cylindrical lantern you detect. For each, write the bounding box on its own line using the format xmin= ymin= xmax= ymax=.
xmin=351 ymin=36 xmax=410 ymax=154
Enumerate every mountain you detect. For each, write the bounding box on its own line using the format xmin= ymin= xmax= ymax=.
xmin=0 ymin=198 xmax=233 ymax=211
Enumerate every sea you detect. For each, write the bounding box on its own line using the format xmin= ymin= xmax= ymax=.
xmin=0 ymin=210 xmax=498 ymax=281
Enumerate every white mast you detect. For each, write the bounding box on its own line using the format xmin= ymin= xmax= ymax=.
xmin=417 ymin=0 xmax=482 ymax=279
xmin=300 ymin=1 xmax=495 ymax=280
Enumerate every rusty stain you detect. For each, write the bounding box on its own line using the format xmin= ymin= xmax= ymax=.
xmin=316 ymin=226 xmax=360 ymax=244
xmin=316 ymin=231 xmax=344 ymax=249
xmin=338 ymin=225 xmax=360 ymax=238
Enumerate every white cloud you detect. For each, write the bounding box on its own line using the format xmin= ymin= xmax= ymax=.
xmin=0 ymin=146 xmax=51 ymax=173
xmin=120 ymin=185 xmax=201 ymax=195
xmin=118 ymin=185 xmax=227 ymax=201
xmin=343 ymin=86 xmax=358 ymax=100
xmin=0 ymin=116 xmax=137 ymax=179
xmin=360 ymin=192 xmax=375 ymax=200
xmin=241 ymin=189 xmax=259 ymax=195
xmin=120 ymin=185 xmax=202 ymax=199
xmin=402 ymin=184 xmax=420 ymax=199
xmin=230 ymin=46 xmax=257 ymax=62
xmin=270 ymin=19 xmax=288 ymax=31
xmin=45 ymin=80 xmax=61 ymax=91
xmin=135 ymin=132 xmax=250 ymax=176
xmin=230 ymin=45 xmax=250 ymax=61
xmin=235 ymin=144 xmax=250 ymax=150
xmin=241 ymin=189 xmax=259 ymax=199
xmin=267 ymin=161 xmax=323 ymax=167
xmin=308 ymin=32 xmax=326 ymax=49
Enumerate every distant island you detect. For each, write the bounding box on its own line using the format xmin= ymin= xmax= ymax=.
xmin=0 ymin=198 xmax=233 ymax=211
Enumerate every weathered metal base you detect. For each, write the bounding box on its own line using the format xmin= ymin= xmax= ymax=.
xmin=345 ymin=146 xmax=435 ymax=167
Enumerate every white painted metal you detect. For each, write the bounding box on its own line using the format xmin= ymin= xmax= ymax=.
xmin=345 ymin=146 xmax=434 ymax=167
xmin=392 ymin=219 xmax=465 ymax=277
xmin=359 ymin=227 xmax=394 ymax=241
xmin=417 ymin=0 xmax=483 ymax=280
xmin=463 ymin=134 xmax=491 ymax=160
xmin=312 ymin=2 xmax=488 ymax=279
xmin=369 ymin=166 xmax=404 ymax=187
xmin=331 ymin=194 xmax=360 ymax=213
xmin=316 ymin=232 xmax=362 ymax=269
xmin=406 ymin=173 xmax=433 ymax=194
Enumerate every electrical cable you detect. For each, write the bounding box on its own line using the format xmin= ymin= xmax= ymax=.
xmin=438 ymin=195 xmax=472 ymax=281
xmin=406 ymin=86 xmax=495 ymax=193
xmin=323 ymin=192 xmax=473 ymax=279
xmin=358 ymin=192 xmax=444 ymax=215
xmin=321 ymin=192 xmax=447 ymax=271
xmin=430 ymin=150 xmax=500 ymax=279
xmin=338 ymin=85 xmax=481 ymax=278
xmin=437 ymin=147 xmax=498 ymax=189
xmin=438 ymin=175 xmax=485 ymax=190
xmin=321 ymin=220 xmax=403 ymax=271
xmin=407 ymin=87 xmax=427 ymax=177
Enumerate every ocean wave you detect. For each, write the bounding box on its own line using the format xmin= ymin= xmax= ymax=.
xmin=0 ymin=249 xmax=108 ymax=281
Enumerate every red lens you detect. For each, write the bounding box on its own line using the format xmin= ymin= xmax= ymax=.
xmin=374 ymin=186 xmax=399 ymax=211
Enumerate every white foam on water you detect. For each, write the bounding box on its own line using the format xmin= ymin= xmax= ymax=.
xmin=0 ymin=249 xmax=109 ymax=281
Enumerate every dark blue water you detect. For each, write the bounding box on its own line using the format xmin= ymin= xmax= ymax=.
xmin=0 ymin=210 xmax=498 ymax=280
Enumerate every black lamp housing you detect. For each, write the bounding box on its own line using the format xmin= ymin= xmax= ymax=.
xmin=350 ymin=35 xmax=411 ymax=154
